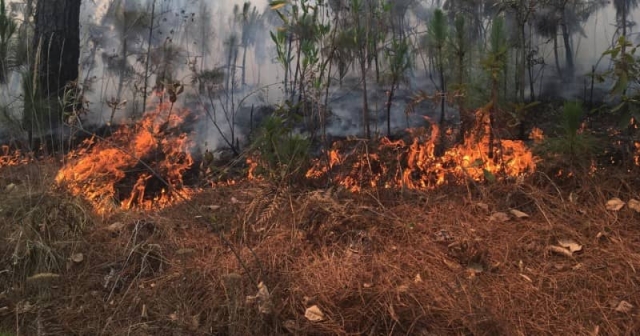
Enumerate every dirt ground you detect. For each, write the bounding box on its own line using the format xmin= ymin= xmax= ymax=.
xmin=1 ymin=161 xmax=639 ymax=336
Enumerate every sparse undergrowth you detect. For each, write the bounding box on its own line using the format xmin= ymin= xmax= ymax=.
xmin=0 ymin=162 xmax=639 ymax=335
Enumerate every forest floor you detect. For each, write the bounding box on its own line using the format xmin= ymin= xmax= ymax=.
xmin=0 ymin=161 xmax=639 ymax=336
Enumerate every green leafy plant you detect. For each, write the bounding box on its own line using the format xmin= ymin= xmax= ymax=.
xmin=251 ymin=104 xmax=310 ymax=183
xmin=481 ymin=15 xmax=508 ymax=159
xmin=384 ymin=37 xmax=411 ymax=137
xmin=536 ymin=101 xmax=599 ymax=167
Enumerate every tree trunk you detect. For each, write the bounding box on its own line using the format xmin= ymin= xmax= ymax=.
xmin=32 ymin=0 xmax=80 ymax=104
xmin=560 ymin=10 xmax=574 ymax=79
xmin=30 ymin=0 xmax=80 ymax=150
xmin=359 ymin=56 xmax=370 ymax=139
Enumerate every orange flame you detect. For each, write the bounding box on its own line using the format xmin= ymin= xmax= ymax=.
xmin=55 ymin=102 xmax=197 ymax=214
xmin=306 ymin=110 xmax=537 ymax=191
xmin=0 ymin=145 xmax=33 ymax=167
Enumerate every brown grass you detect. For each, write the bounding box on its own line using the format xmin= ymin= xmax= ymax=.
xmin=1 ymin=162 xmax=639 ymax=336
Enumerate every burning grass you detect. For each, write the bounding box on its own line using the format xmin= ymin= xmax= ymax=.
xmin=55 ymin=102 xmax=199 ymax=214
xmin=307 ymin=112 xmax=537 ymax=192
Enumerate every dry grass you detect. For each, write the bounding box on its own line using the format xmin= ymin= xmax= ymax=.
xmin=1 ymin=162 xmax=640 ymax=335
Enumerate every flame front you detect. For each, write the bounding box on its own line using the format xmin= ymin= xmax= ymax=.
xmin=306 ymin=110 xmax=538 ymax=191
xmin=55 ymin=102 xmax=196 ymax=214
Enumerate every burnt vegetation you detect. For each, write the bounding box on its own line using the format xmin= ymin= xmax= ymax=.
xmin=1 ymin=0 xmax=640 ymax=335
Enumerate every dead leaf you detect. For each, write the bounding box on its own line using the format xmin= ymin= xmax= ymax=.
xmin=5 ymin=183 xmax=16 ymax=192
xmin=475 ymin=202 xmax=489 ymax=211
xmin=230 ymin=197 xmax=239 ymax=204
xmin=519 ymin=274 xmax=532 ymax=282
xmin=510 ymin=209 xmax=530 ymax=219
xmin=176 ymin=248 xmax=196 ymax=256
xmin=0 ymin=306 xmax=9 ymax=316
xmin=205 ymin=205 xmax=221 ymax=211
xmin=628 ymin=199 xmax=640 ymax=213
xmin=489 ymin=212 xmax=510 ymax=222
xmin=26 ymin=273 xmax=61 ymax=283
xmin=106 ymin=222 xmax=125 ymax=233
xmin=414 ymin=274 xmax=423 ymax=283
xmin=547 ymin=245 xmax=574 ymax=258
xmin=558 ymin=239 xmax=583 ymax=253
xmin=606 ymin=198 xmax=625 ymax=211
xmin=70 ymin=253 xmax=84 ymax=263
xmin=305 ymin=305 xmax=325 ymax=322
xmin=467 ymin=262 xmax=484 ymax=274
xmin=442 ymin=258 xmax=462 ymax=271
xmin=363 ymin=282 xmax=373 ymax=288
xmin=615 ymin=300 xmax=634 ymax=313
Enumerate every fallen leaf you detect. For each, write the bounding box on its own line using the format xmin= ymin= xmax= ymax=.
xmin=606 ymin=198 xmax=625 ymax=211
xmin=106 ymin=222 xmax=125 ymax=233
xmin=615 ymin=300 xmax=634 ymax=313
xmin=442 ymin=258 xmax=462 ymax=271
xmin=489 ymin=212 xmax=510 ymax=222
xmin=230 ymin=197 xmax=239 ymax=204
xmin=547 ymin=245 xmax=574 ymax=258
xmin=0 ymin=306 xmax=9 ymax=316
xmin=176 ymin=248 xmax=196 ymax=256
xmin=5 ymin=183 xmax=16 ymax=192
xmin=26 ymin=273 xmax=61 ymax=283
xmin=558 ymin=239 xmax=583 ymax=253
xmin=414 ymin=274 xmax=423 ymax=283
xmin=305 ymin=305 xmax=324 ymax=322
xmin=205 ymin=205 xmax=221 ymax=211
xmin=519 ymin=274 xmax=532 ymax=282
xmin=70 ymin=253 xmax=84 ymax=263
xmin=628 ymin=199 xmax=640 ymax=213
xmin=510 ymin=209 xmax=530 ymax=219
xmin=363 ymin=282 xmax=373 ymax=288
xmin=475 ymin=202 xmax=489 ymax=212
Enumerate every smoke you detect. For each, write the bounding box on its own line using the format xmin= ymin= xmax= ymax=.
xmin=1 ymin=0 xmax=639 ymax=150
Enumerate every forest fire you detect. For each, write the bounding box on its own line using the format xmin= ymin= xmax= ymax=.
xmin=55 ymin=102 xmax=198 ymax=214
xmin=306 ymin=110 xmax=538 ymax=192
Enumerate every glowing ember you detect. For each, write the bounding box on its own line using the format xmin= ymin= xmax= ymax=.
xmin=306 ymin=110 xmax=538 ymax=192
xmin=55 ymin=102 xmax=197 ymax=214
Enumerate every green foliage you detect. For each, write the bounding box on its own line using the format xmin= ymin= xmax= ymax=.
xmin=601 ymin=36 xmax=640 ymax=128
xmin=536 ymin=101 xmax=600 ymax=166
xmin=483 ymin=15 xmax=508 ymax=79
xmin=251 ymin=105 xmax=310 ymax=182
xmin=384 ymin=38 xmax=411 ymax=84
xmin=428 ymin=9 xmax=447 ymax=51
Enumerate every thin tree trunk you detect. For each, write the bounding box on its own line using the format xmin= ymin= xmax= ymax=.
xmin=386 ymin=82 xmax=395 ymax=137
xmin=360 ymin=57 xmax=370 ymax=139
xmin=142 ymin=0 xmax=156 ymax=115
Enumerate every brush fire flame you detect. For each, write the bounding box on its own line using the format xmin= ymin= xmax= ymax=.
xmin=306 ymin=110 xmax=538 ymax=191
xmin=55 ymin=102 xmax=197 ymax=214
xmin=0 ymin=145 xmax=32 ymax=167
